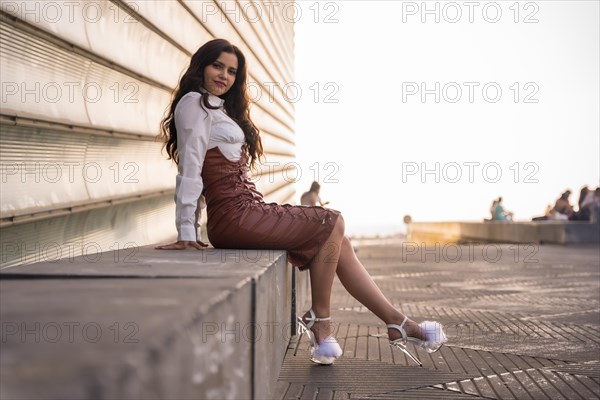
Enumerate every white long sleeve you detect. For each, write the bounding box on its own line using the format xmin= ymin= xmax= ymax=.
xmin=173 ymin=89 xmax=245 ymax=241
xmin=174 ymin=92 xmax=211 ymax=241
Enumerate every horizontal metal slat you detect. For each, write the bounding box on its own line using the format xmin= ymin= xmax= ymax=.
xmin=1 ymin=20 xmax=172 ymax=136
xmin=260 ymin=131 xmax=296 ymax=157
xmin=182 ymin=0 xmax=295 ymax=128
xmin=0 ymin=113 xmax=152 ymax=140
xmin=1 ymin=188 xmax=174 ymax=227
xmin=251 ymin=105 xmax=296 ymax=145
xmin=109 ymin=1 xmax=296 ymax=133
xmin=1 ymin=1 xmax=188 ymax=88
xmin=237 ymin=0 xmax=294 ymax=82
xmin=0 ymin=124 xmax=175 ymax=217
xmin=0 ymin=194 xmax=176 ymax=268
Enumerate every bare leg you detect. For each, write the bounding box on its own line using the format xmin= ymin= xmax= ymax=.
xmin=336 ymin=237 xmax=425 ymax=341
xmin=304 ymin=215 xmax=345 ymax=341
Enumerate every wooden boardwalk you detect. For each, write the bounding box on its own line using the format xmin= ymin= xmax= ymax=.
xmin=276 ymin=241 xmax=600 ymax=399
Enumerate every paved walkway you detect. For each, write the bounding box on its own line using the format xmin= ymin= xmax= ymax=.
xmin=275 ymin=240 xmax=600 ymax=399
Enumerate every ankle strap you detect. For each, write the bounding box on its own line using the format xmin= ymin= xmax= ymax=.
xmin=304 ymin=309 xmax=331 ymax=329
xmin=386 ymin=316 xmax=408 ymax=341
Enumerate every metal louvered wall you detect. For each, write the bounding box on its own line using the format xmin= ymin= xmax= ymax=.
xmin=0 ymin=1 xmax=296 ymax=268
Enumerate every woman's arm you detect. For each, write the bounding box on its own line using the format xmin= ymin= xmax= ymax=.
xmin=316 ymin=194 xmax=329 ymax=206
xmin=156 ymin=93 xmax=211 ymax=250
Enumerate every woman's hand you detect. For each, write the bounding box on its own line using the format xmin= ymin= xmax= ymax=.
xmin=155 ymin=240 xmax=209 ymax=250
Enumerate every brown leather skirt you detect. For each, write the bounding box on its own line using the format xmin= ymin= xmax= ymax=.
xmin=201 ymin=147 xmax=340 ymax=269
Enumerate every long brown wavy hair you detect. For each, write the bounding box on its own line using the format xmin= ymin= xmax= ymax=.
xmin=159 ymin=39 xmax=263 ymax=168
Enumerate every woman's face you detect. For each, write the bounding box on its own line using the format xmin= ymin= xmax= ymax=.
xmin=203 ymin=51 xmax=238 ymax=96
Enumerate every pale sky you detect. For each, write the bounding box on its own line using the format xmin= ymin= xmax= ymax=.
xmin=291 ymin=0 xmax=599 ymax=236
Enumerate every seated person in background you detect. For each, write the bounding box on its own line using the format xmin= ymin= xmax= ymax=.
xmin=489 ymin=199 xmax=499 ymax=221
xmin=580 ymin=187 xmax=600 ymax=222
xmin=551 ymin=190 xmax=574 ymax=220
xmin=492 ymin=197 xmax=514 ymax=221
xmin=532 ymin=204 xmax=554 ymax=221
xmin=569 ymin=186 xmax=589 ymax=221
xmin=301 ymin=181 xmax=358 ymax=252
xmin=578 ymin=186 xmax=590 ymax=212
xmin=301 ymin=181 xmax=330 ymax=206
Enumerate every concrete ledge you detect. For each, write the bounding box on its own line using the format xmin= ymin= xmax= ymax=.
xmin=409 ymin=221 xmax=600 ymax=245
xmin=0 ymin=246 xmax=306 ymax=400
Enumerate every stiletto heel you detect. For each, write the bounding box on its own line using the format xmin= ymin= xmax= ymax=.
xmin=297 ymin=309 xmax=343 ymax=365
xmin=387 ymin=316 xmax=447 ymax=367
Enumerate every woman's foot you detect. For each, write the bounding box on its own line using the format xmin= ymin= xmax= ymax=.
xmin=386 ymin=316 xmax=447 ymax=366
xmin=387 ymin=318 xmax=425 ymax=342
xmin=301 ymin=310 xmax=336 ymax=343
xmin=298 ymin=309 xmax=343 ymax=365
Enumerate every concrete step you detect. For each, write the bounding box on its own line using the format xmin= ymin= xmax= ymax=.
xmin=0 ymin=246 xmax=305 ymax=400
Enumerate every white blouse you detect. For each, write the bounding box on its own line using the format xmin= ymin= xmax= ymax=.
xmin=174 ymin=88 xmax=245 ymax=241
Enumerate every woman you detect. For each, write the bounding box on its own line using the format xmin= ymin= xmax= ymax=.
xmin=300 ymin=181 xmax=330 ymax=206
xmin=493 ymin=197 xmax=514 ymax=221
xmin=155 ymin=39 xmax=446 ymax=366
xmin=553 ymin=190 xmax=574 ymax=219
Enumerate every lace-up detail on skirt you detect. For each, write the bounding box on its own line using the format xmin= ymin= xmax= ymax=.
xmin=201 ymin=147 xmax=341 ymax=269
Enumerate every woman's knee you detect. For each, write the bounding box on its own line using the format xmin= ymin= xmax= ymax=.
xmin=334 ymin=213 xmax=345 ymax=236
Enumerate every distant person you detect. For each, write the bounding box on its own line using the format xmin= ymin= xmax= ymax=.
xmin=570 ymin=186 xmax=591 ymax=221
xmin=551 ymin=190 xmax=574 ymax=220
xmin=593 ymin=188 xmax=600 ymax=223
xmin=580 ymin=187 xmax=600 ymax=222
xmin=301 ymin=181 xmax=358 ymax=253
xmin=544 ymin=203 xmax=554 ymax=218
xmin=489 ymin=198 xmax=499 ymax=221
xmin=532 ymin=204 xmax=554 ymax=221
xmin=578 ymin=186 xmax=590 ymax=211
xmin=301 ymin=181 xmax=330 ymax=207
xmin=492 ymin=197 xmax=513 ymax=221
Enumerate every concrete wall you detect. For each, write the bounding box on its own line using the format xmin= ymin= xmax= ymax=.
xmin=409 ymin=221 xmax=600 ymax=245
xmin=0 ymin=1 xmax=297 ymax=268
xmin=1 ymin=246 xmax=309 ymax=399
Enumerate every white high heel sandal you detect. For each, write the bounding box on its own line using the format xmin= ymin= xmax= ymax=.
xmin=387 ymin=316 xmax=447 ymax=367
xmin=297 ymin=309 xmax=343 ymax=365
